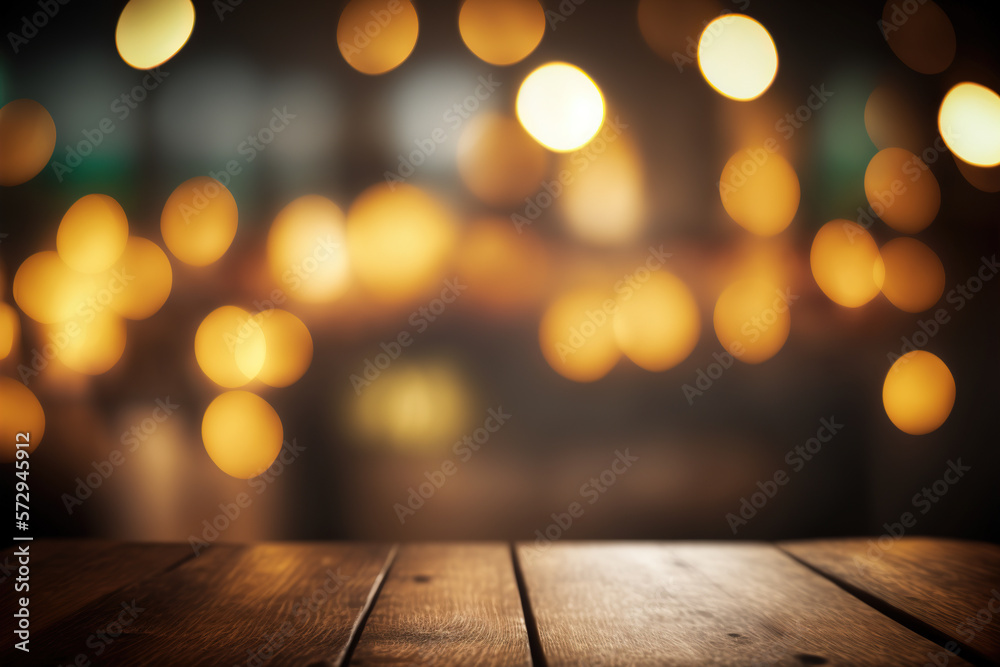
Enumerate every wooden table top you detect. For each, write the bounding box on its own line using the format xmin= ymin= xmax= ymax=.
xmin=2 ymin=538 xmax=997 ymax=666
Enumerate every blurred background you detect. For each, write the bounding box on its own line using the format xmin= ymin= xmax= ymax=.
xmin=0 ymin=0 xmax=997 ymax=546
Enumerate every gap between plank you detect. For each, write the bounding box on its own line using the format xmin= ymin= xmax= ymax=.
xmin=510 ymin=543 xmax=548 ymax=667
xmin=776 ymin=545 xmax=992 ymax=667
xmin=337 ymin=543 xmax=399 ymax=667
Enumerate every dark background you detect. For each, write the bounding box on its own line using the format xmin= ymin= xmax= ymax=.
xmin=0 ymin=0 xmax=998 ymax=546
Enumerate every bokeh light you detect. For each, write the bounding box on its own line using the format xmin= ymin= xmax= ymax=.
xmin=57 ymin=194 xmax=130 ymax=274
xmin=882 ymin=0 xmax=955 ymax=75
xmin=713 ymin=277 xmax=790 ymax=364
xmin=267 ymin=195 xmax=350 ymax=303
xmin=0 ymin=99 xmax=56 ymax=186
xmin=560 ymin=132 xmax=647 ymax=246
xmin=351 ymin=361 xmax=471 ymax=454
xmin=50 ymin=312 xmax=128 ymax=375
xmin=455 ymin=218 xmax=549 ymax=313
xmin=613 ymin=272 xmax=700 ymax=371
xmin=876 ymin=237 xmax=945 ymax=313
xmin=107 ymin=237 xmax=173 ymax=320
xmin=883 ymin=351 xmax=955 ymax=435
xmin=0 ymin=377 xmax=44 ymax=462
xmin=539 ymin=288 xmax=621 ymax=382
xmin=13 ymin=251 xmax=95 ymax=324
xmin=115 ymin=0 xmax=196 ymax=69
xmin=254 ymin=309 xmax=313 ymax=388
xmin=202 ymin=390 xmax=283 ymax=478
xmin=516 ymin=62 xmax=605 ymax=152
xmin=810 ymin=220 xmax=882 ymax=308
xmin=637 ymin=0 xmax=721 ymax=62
xmin=0 ymin=302 xmax=19 ymax=359
xmin=337 ymin=0 xmax=419 ymax=75
xmin=697 ymin=14 xmax=778 ymax=101
xmin=456 ymin=112 xmax=549 ymax=207
xmin=938 ymin=83 xmax=1000 ymax=167
xmin=346 ymin=183 xmax=456 ymax=301
xmin=864 ymin=148 xmax=940 ymax=234
xmin=161 ymin=176 xmax=238 ymax=266
xmin=195 ymin=306 xmax=267 ymax=388
xmin=864 ymin=84 xmax=925 ymax=153
xmin=719 ymin=148 xmax=799 ymax=236
xmin=459 ymin=0 xmax=544 ymax=65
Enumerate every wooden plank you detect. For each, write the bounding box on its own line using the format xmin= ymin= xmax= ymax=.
xmin=782 ymin=537 xmax=1000 ymax=664
xmin=0 ymin=540 xmax=192 ymax=636
xmin=13 ymin=542 xmax=394 ymax=667
xmin=348 ymin=543 xmax=530 ymax=666
xmin=516 ymin=541 xmax=971 ymax=666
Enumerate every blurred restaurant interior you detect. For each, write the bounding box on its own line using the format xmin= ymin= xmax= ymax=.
xmin=0 ymin=0 xmax=998 ymax=546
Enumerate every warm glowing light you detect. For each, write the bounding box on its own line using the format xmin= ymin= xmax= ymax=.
xmin=613 ymin=272 xmax=700 ymax=371
xmin=267 ymin=195 xmax=350 ymax=303
xmin=254 ymin=309 xmax=313 ymax=388
xmin=50 ymin=312 xmax=127 ymax=375
xmin=864 ymin=148 xmax=940 ymax=234
xmin=116 ymin=0 xmax=195 ymax=69
xmin=0 ymin=99 xmax=56 ymax=186
xmin=719 ymin=148 xmax=799 ymax=236
xmin=161 ymin=176 xmax=238 ymax=266
xmin=516 ymin=62 xmax=605 ymax=152
xmin=202 ymin=390 xmax=283 ymax=478
xmin=337 ymin=0 xmax=419 ymax=75
xmin=195 ymin=306 xmax=267 ymax=388
xmin=0 ymin=378 xmax=44 ymax=462
xmin=637 ymin=0 xmax=721 ymax=62
xmin=540 ymin=288 xmax=621 ymax=382
xmin=882 ymin=0 xmax=955 ymax=75
xmin=0 ymin=302 xmax=20 ymax=360
xmin=877 ymin=238 xmax=945 ymax=313
xmin=351 ymin=361 xmax=471 ymax=454
xmin=810 ymin=220 xmax=882 ymax=308
xmin=57 ymin=194 xmax=130 ymax=274
xmin=938 ymin=83 xmax=1000 ymax=167
xmin=459 ymin=0 xmax=544 ymax=65
xmin=13 ymin=252 xmax=95 ymax=324
xmin=107 ymin=237 xmax=173 ymax=320
xmin=457 ymin=112 xmax=549 ymax=207
xmin=456 ymin=219 xmax=550 ymax=313
xmin=697 ymin=14 xmax=778 ymax=101
xmin=883 ymin=351 xmax=955 ymax=435
xmin=560 ymin=132 xmax=646 ymax=246
xmin=713 ymin=277 xmax=790 ymax=364
xmin=346 ymin=183 xmax=456 ymax=301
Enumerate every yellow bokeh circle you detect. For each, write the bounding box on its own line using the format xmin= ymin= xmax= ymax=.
xmin=57 ymin=194 xmax=130 ymax=274
xmin=938 ymin=82 xmax=1000 ymax=168
xmin=883 ymin=351 xmax=955 ymax=435
xmin=195 ymin=306 xmax=267 ymax=388
xmin=0 ymin=377 xmax=45 ymax=462
xmin=877 ymin=237 xmax=945 ymax=313
xmin=161 ymin=176 xmax=238 ymax=266
xmin=697 ymin=14 xmax=778 ymax=101
xmin=267 ymin=195 xmax=350 ymax=303
xmin=539 ymin=288 xmax=621 ymax=382
xmin=713 ymin=278 xmax=791 ymax=364
xmin=337 ymin=0 xmax=419 ymax=75
xmin=13 ymin=251 xmax=95 ymax=324
xmin=202 ymin=390 xmax=283 ymax=478
xmin=810 ymin=220 xmax=882 ymax=308
xmin=516 ymin=62 xmax=606 ymax=152
xmin=864 ymin=148 xmax=940 ymax=234
xmin=107 ymin=237 xmax=173 ymax=320
xmin=49 ymin=312 xmax=127 ymax=375
xmin=719 ymin=147 xmax=799 ymax=236
xmin=116 ymin=0 xmax=195 ymax=69
xmin=613 ymin=272 xmax=700 ymax=371
xmin=459 ymin=0 xmax=545 ymax=66
xmin=0 ymin=99 xmax=57 ymax=186
xmin=255 ymin=309 xmax=313 ymax=388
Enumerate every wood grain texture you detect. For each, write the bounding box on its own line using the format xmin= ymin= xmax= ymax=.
xmin=12 ymin=542 xmax=393 ymax=667
xmin=0 ymin=540 xmax=191 ymax=636
xmin=516 ymin=541 xmax=972 ymax=666
xmin=349 ymin=543 xmax=530 ymax=666
xmin=782 ymin=537 xmax=1000 ymax=664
